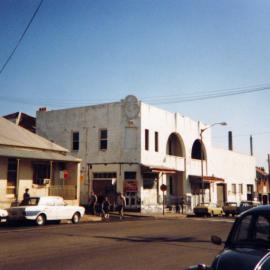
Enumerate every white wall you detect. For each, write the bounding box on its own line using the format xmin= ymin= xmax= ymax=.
xmin=209 ymin=148 xmax=256 ymax=203
xmin=37 ymin=101 xmax=141 ymax=204
xmin=36 ymin=97 xmax=257 ymax=209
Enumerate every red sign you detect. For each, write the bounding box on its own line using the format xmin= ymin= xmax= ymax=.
xmin=160 ymin=184 xmax=167 ymax=192
xmin=64 ymin=171 xmax=69 ymax=179
xmin=124 ymin=181 xmax=138 ymax=192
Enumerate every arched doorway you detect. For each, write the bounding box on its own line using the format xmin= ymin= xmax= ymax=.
xmin=166 ymin=133 xmax=185 ymax=207
xmin=166 ymin=133 xmax=185 ymax=157
xmin=191 ymin=139 xmax=206 ymax=160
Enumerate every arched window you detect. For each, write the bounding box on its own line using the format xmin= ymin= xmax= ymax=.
xmin=191 ymin=139 xmax=206 ymax=160
xmin=166 ymin=133 xmax=185 ymax=157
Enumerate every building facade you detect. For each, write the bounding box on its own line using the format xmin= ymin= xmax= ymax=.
xmin=36 ymin=95 xmax=256 ymax=213
xmin=0 ymin=117 xmax=81 ymax=208
xmin=256 ymin=167 xmax=269 ymax=204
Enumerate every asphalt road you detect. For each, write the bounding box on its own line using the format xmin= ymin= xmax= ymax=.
xmin=0 ymin=217 xmax=233 ymax=270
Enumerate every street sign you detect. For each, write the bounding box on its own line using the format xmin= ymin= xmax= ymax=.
xmin=160 ymin=184 xmax=167 ymax=192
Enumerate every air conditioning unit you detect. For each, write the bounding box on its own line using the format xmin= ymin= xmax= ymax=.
xmin=43 ymin=179 xmax=50 ymax=185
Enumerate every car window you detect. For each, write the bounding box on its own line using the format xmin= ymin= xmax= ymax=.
xmin=233 ymin=215 xmax=252 ymax=242
xmin=254 ymin=216 xmax=270 ymax=242
xmin=20 ymin=197 xmax=39 ymax=206
xmin=231 ymin=214 xmax=270 ymax=247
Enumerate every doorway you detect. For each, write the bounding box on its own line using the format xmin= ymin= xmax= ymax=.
xmin=217 ymin=183 xmax=226 ymax=206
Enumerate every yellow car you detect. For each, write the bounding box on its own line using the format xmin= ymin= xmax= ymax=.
xmin=194 ymin=203 xmax=224 ymax=217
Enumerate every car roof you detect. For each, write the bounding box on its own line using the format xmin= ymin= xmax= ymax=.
xmin=30 ymin=196 xmax=63 ymax=199
xmin=239 ymin=205 xmax=270 ymax=217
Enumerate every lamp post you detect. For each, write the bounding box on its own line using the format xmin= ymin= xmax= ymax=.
xmin=200 ymin=122 xmax=227 ymax=204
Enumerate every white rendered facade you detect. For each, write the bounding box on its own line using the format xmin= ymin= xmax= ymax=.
xmin=36 ymin=96 xmax=256 ymax=213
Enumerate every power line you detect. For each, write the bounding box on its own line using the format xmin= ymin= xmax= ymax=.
xmin=148 ymin=85 xmax=270 ymax=105
xmin=0 ymin=0 xmax=44 ymax=76
xmin=0 ymin=83 xmax=270 ymax=107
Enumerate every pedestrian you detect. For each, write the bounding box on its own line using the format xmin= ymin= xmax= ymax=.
xmin=179 ymin=196 xmax=185 ymax=214
xmin=101 ymin=197 xmax=111 ymax=221
xmin=117 ymin=192 xmax=126 ymax=220
xmin=23 ymin=188 xmax=30 ymax=204
xmin=89 ymin=191 xmax=97 ymax=215
xmin=97 ymin=193 xmax=104 ymax=216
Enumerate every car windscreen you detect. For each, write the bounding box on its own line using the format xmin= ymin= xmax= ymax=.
xmin=229 ymin=213 xmax=270 ymax=248
xmin=19 ymin=197 xmax=40 ymax=206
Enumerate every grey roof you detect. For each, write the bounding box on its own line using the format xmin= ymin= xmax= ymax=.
xmin=0 ymin=117 xmax=80 ymax=162
xmin=0 ymin=117 xmax=67 ymax=152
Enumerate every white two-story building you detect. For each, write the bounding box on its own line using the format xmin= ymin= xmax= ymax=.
xmin=36 ymin=95 xmax=256 ymax=213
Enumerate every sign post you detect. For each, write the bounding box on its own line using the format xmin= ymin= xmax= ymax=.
xmin=160 ymin=184 xmax=167 ymax=216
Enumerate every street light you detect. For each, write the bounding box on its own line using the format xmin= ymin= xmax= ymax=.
xmin=200 ymin=122 xmax=227 ymax=204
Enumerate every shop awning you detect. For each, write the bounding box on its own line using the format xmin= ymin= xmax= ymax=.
xmin=141 ymin=164 xmax=177 ymax=174
xmin=189 ymin=175 xmax=225 ymax=184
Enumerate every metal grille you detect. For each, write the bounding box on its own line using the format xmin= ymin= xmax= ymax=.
xmin=49 ymin=185 xmax=77 ymax=200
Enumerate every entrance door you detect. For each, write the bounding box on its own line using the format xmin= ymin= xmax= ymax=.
xmin=217 ymin=184 xmax=226 ymax=206
xmin=125 ymin=192 xmax=138 ymax=209
xmin=7 ymin=159 xmax=17 ymax=196
xmin=247 ymin=185 xmax=254 ymax=201
xmin=93 ymin=180 xmax=116 ymax=204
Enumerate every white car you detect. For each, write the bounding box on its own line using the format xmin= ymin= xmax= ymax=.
xmin=0 ymin=209 xmax=8 ymax=222
xmin=7 ymin=196 xmax=85 ymax=226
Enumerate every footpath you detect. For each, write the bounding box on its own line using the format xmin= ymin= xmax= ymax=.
xmin=81 ymin=211 xmax=187 ymax=223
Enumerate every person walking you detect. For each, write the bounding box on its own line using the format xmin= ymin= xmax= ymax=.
xmin=89 ymin=191 xmax=97 ymax=215
xmin=101 ymin=197 xmax=111 ymax=221
xmin=117 ymin=192 xmax=126 ymax=220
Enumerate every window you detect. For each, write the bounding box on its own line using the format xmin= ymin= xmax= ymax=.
xmin=7 ymin=159 xmax=17 ymax=194
xmin=155 ymin=131 xmax=159 ymax=152
xmin=7 ymin=159 xmax=17 ymax=184
xmin=143 ymin=173 xmax=157 ymax=189
xmin=93 ymin=172 xmax=117 ymax=179
xmin=233 ymin=215 xmax=252 ymax=242
xmin=239 ymin=184 xmax=243 ymax=194
xmin=232 ymin=184 xmax=236 ymax=194
xmin=33 ymin=163 xmax=50 ymax=185
xmin=254 ymin=216 xmax=270 ymax=242
xmin=99 ymin=129 xmax=108 ymax=150
xmin=72 ymin=132 xmax=79 ymax=151
xmin=145 ymin=129 xmax=149 ymax=150
xmin=124 ymin=171 xmax=136 ymax=180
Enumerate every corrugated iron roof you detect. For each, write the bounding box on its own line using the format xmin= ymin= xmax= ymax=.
xmin=0 ymin=145 xmax=80 ymax=162
xmin=0 ymin=117 xmax=67 ymax=152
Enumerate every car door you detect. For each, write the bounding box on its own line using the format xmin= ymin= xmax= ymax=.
xmin=54 ymin=197 xmax=73 ymax=220
xmin=40 ymin=197 xmax=57 ymax=220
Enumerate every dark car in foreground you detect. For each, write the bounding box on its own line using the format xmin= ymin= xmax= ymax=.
xmin=186 ymin=205 xmax=270 ymax=270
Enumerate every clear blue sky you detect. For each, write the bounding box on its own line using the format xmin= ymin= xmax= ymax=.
xmin=0 ymin=0 xmax=269 ymax=170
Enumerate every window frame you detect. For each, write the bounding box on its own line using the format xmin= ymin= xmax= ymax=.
xmin=99 ymin=129 xmax=108 ymax=151
xmin=232 ymin=183 xmax=237 ymax=194
xmin=145 ymin=129 xmax=149 ymax=151
xmin=72 ymin=131 xmax=80 ymax=151
xmin=154 ymin=131 xmax=159 ymax=152
xmin=32 ymin=162 xmax=50 ymax=185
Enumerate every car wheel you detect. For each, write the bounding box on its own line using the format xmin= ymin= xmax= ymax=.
xmin=35 ymin=214 xmax=46 ymax=226
xmin=71 ymin=212 xmax=81 ymax=224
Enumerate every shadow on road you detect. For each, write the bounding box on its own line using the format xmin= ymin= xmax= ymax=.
xmin=94 ymin=235 xmax=219 ymax=251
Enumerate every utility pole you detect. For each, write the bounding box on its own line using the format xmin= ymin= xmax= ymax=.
xmin=268 ymin=154 xmax=270 ymax=181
